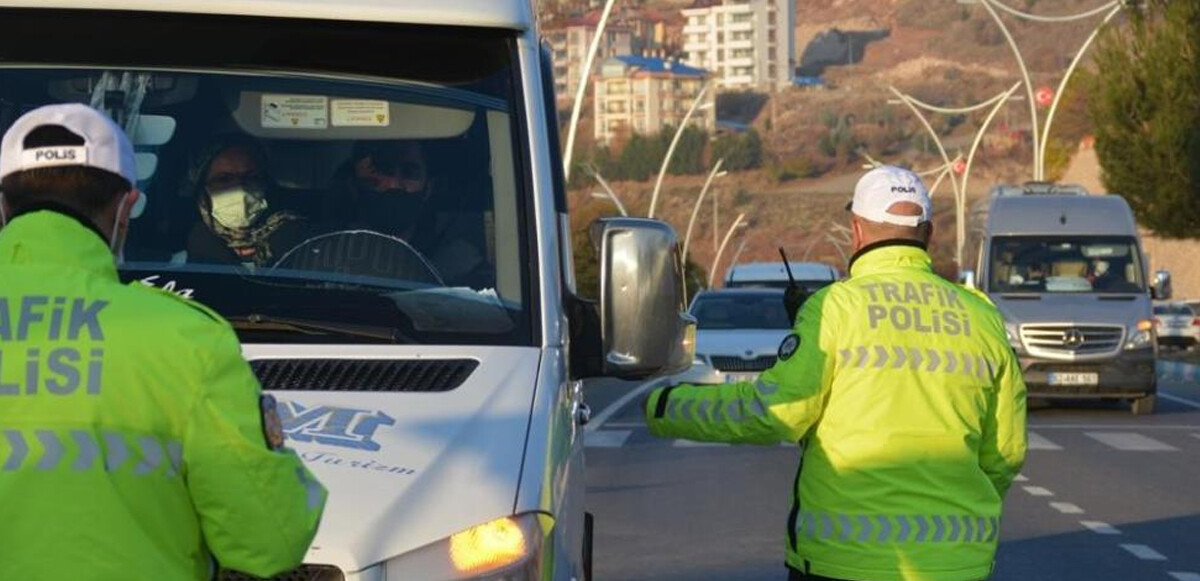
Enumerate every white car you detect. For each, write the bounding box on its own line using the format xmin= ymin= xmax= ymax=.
xmin=687 ymin=288 xmax=794 ymax=384
xmin=1154 ymin=302 xmax=1200 ymax=349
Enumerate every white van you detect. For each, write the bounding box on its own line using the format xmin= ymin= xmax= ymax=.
xmin=0 ymin=1 xmax=694 ymax=578
xmin=963 ymin=186 xmax=1168 ymax=414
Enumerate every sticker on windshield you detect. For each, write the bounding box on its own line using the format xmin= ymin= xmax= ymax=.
xmin=331 ymin=99 xmax=390 ymax=127
xmin=261 ymin=94 xmax=328 ymax=129
xmin=778 ymin=334 xmax=801 ymax=361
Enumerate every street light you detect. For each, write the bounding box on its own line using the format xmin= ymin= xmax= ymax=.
xmin=561 ymin=0 xmax=621 ymax=182
xmin=965 ymin=0 xmax=1124 ymax=180
xmin=647 ymin=86 xmax=713 ymax=219
xmin=681 ymin=158 xmax=727 ymax=275
xmin=709 ymin=214 xmax=748 ymax=288
xmin=585 ymin=165 xmax=628 ymax=216
xmin=590 ymin=192 xmax=628 ymax=216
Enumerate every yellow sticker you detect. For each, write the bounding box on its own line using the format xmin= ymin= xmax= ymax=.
xmin=331 ymin=99 xmax=390 ymax=127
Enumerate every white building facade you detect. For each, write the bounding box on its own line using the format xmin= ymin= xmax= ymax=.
xmin=593 ymin=56 xmax=713 ymax=144
xmin=681 ymin=0 xmax=794 ymax=91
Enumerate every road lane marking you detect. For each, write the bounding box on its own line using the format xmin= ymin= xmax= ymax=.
xmin=1120 ymin=544 xmax=1167 ymax=561
xmin=1014 ymin=474 xmax=1029 ymax=482
xmin=672 ymin=440 xmax=729 ymax=448
xmin=1050 ymin=502 xmax=1084 ymax=514
xmin=1028 ymin=431 xmax=1062 ymax=450
xmin=1080 ymin=521 xmax=1121 ymax=535
xmin=585 ymin=378 xmax=665 ymax=432
xmin=1160 ymin=392 xmax=1200 ymax=410
xmin=1022 ymin=486 xmax=1054 ymax=497
xmin=585 ymin=430 xmax=632 ymax=448
xmin=1168 ymin=573 xmax=1200 ymax=581
xmin=1086 ymin=432 xmax=1179 ymax=451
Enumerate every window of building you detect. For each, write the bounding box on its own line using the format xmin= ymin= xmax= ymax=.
xmin=732 ymin=13 xmax=752 ymax=24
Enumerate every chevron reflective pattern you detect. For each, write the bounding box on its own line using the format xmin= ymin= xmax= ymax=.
xmin=795 ymin=511 xmax=998 ymax=544
xmin=839 ymin=346 xmax=993 ymax=378
xmin=0 ymin=429 xmax=182 ymax=476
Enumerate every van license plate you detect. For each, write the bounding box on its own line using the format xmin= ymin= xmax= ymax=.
xmin=1048 ymin=372 xmax=1099 ymax=386
xmin=725 ymin=373 xmax=758 ymax=384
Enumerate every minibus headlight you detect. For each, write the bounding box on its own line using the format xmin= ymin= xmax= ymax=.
xmin=1124 ymin=319 xmax=1155 ymax=350
xmin=384 ymin=513 xmax=549 ymax=580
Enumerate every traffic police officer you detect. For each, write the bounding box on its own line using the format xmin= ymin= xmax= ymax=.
xmin=646 ymin=166 xmax=1027 ymax=581
xmin=0 ymin=104 xmax=326 ymax=580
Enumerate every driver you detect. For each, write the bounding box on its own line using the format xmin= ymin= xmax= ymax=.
xmin=327 ymin=140 xmax=492 ymax=286
xmin=184 ymin=135 xmax=310 ymax=267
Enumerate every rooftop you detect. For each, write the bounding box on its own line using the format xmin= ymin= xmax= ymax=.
xmin=609 ymin=55 xmax=707 ymax=78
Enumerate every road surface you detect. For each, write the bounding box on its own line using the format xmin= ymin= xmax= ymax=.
xmin=583 ymin=361 xmax=1200 ymax=581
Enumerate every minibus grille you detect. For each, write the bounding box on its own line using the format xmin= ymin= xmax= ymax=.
xmin=251 ymin=358 xmax=478 ymax=392
xmin=1019 ymin=324 xmax=1124 ymax=359
xmin=220 ymin=565 xmax=344 ymax=581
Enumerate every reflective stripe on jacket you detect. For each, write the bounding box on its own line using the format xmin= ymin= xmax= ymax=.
xmin=646 ymin=242 xmax=1027 ymax=581
xmin=0 ymin=210 xmax=326 ymax=580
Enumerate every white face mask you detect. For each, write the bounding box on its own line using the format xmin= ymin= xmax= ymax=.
xmin=209 ymin=187 xmax=268 ymax=230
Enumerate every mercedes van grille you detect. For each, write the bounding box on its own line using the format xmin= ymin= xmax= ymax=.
xmin=711 ymin=355 xmax=777 ymax=372
xmin=1019 ymin=324 xmax=1125 ymax=360
xmin=220 ymin=565 xmax=343 ymax=581
xmin=250 ymin=358 xmax=478 ymax=392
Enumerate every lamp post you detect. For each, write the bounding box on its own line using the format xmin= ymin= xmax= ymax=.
xmin=585 ymin=165 xmax=627 ymax=216
xmin=561 ymin=0 xmax=621 ymax=182
xmin=886 ymin=82 xmax=1022 ymax=268
xmin=681 ymin=158 xmax=727 ymax=274
xmin=709 ymin=214 xmax=747 ymax=288
xmin=590 ymin=192 xmax=627 ymax=216
xmin=962 ymin=0 xmax=1124 ymax=180
xmin=647 ymin=85 xmax=713 ymax=219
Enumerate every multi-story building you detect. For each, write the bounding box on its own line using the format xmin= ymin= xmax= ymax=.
xmin=545 ymin=15 xmax=635 ymax=105
xmin=681 ymin=0 xmax=795 ymax=91
xmin=593 ymin=55 xmax=713 ymax=144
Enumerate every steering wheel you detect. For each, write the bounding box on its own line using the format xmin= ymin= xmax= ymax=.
xmin=272 ymin=230 xmax=444 ymax=287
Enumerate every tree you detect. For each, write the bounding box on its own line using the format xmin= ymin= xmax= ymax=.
xmin=1089 ymin=0 xmax=1200 ymax=238
xmin=712 ymin=129 xmax=764 ymax=171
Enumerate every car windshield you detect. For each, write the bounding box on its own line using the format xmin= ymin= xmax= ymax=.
xmin=988 ymin=236 xmax=1146 ymax=294
xmin=691 ymin=293 xmax=791 ymax=330
xmin=725 ymin=279 xmax=834 ymax=293
xmin=0 ymin=11 xmax=532 ymax=345
xmin=1155 ymin=304 xmax=1195 ymax=316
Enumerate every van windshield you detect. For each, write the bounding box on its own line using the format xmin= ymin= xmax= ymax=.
xmin=0 ymin=10 xmax=533 ymax=346
xmin=988 ymin=236 xmax=1146 ymax=294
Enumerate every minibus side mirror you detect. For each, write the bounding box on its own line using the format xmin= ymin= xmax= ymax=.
xmin=592 ymin=218 xmax=695 ymax=379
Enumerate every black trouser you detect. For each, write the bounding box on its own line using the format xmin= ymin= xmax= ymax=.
xmin=787 ymin=569 xmax=846 ymax=581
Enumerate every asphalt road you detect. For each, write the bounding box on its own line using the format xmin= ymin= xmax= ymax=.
xmin=583 ymin=360 xmax=1200 ymax=581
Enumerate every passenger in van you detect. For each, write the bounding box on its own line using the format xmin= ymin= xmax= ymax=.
xmin=327 ymin=140 xmax=493 ymax=287
xmin=184 ymin=135 xmax=312 ymax=267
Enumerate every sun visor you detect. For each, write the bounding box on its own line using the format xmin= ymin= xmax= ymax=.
xmin=230 ymin=92 xmax=475 ymax=140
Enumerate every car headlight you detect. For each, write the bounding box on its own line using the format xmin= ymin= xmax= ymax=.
xmin=693 ymin=354 xmax=708 ymax=366
xmin=1124 ymin=319 xmax=1155 ymax=350
xmin=384 ymin=513 xmax=549 ymax=580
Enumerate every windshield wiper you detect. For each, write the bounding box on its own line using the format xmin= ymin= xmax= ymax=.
xmin=228 ymin=314 xmax=409 ymax=343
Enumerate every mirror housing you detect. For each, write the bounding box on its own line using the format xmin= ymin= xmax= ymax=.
xmin=1152 ymin=269 xmax=1172 ymax=300
xmin=959 ymin=269 xmax=978 ymax=289
xmin=592 ymin=218 xmax=695 ymax=379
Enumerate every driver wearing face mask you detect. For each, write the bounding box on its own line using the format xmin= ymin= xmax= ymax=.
xmin=185 ymin=135 xmax=309 ymax=267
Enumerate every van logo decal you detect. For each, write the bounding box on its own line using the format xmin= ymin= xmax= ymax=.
xmin=276 ymin=400 xmax=396 ymax=451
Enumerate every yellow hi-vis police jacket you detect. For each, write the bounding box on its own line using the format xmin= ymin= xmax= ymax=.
xmin=0 ymin=210 xmax=326 ymax=581
xmin=646 ymin=242 xmax=1027 ymax=581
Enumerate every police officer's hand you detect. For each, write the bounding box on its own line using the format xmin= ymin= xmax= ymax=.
xmin=784 ymin=283 xmax=808 ymax=326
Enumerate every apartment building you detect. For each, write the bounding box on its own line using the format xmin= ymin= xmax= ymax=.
xmin=681 ymin=0 xmax=795 ymax=91
xmin=545 ymin=16 xmax=635 ymax=104
xmin=593 ymin=55 xmax=714 ymax=143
